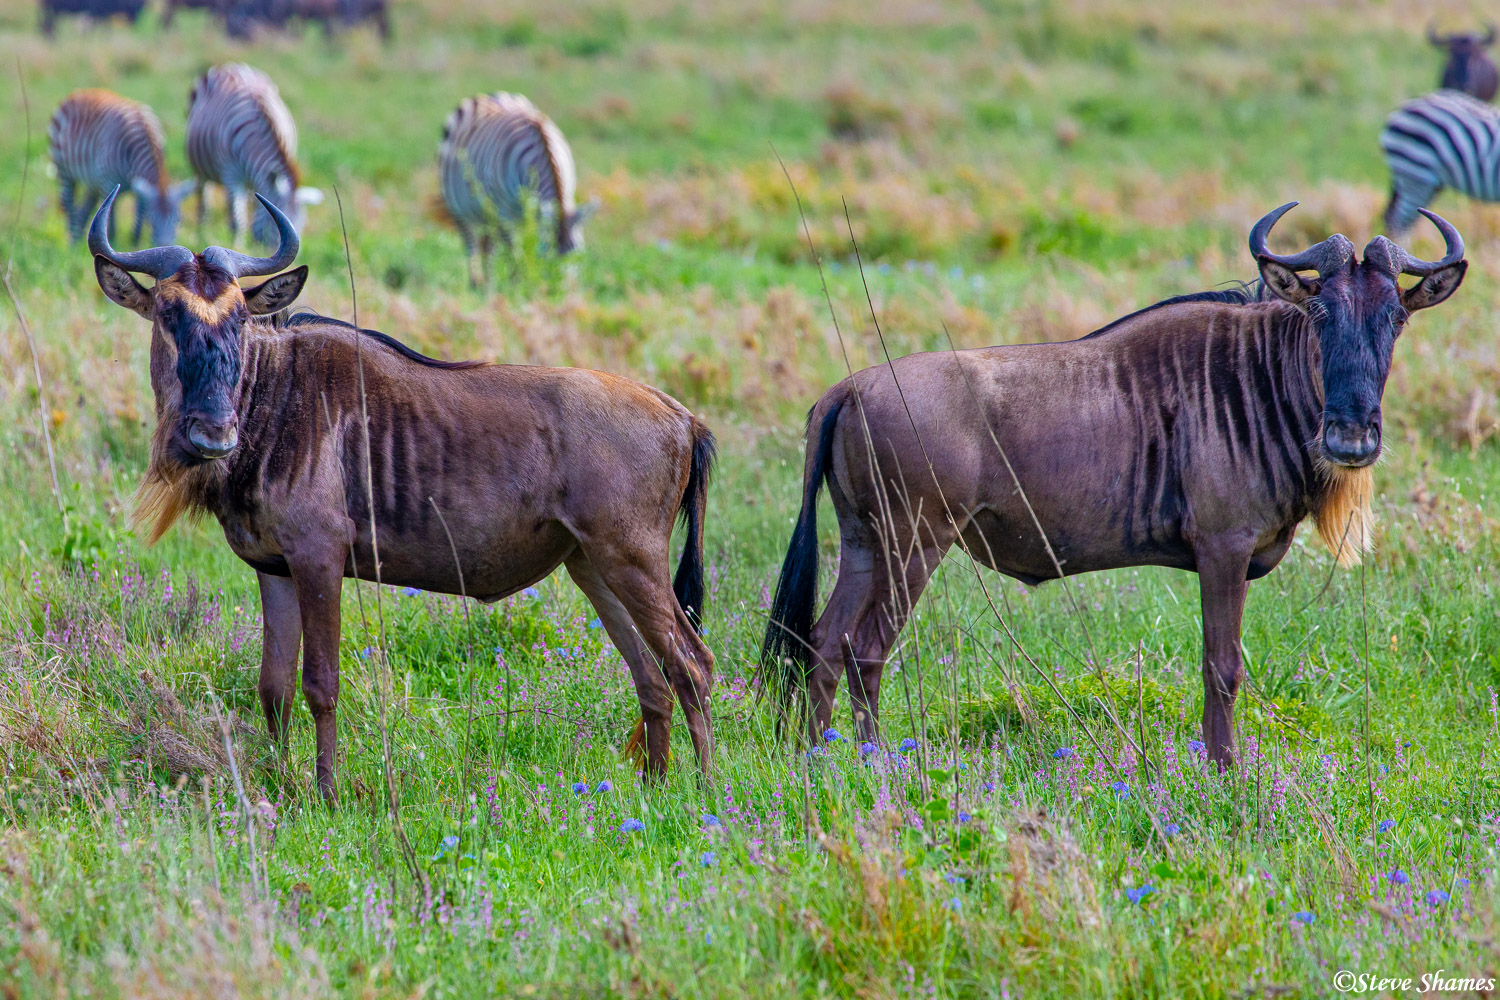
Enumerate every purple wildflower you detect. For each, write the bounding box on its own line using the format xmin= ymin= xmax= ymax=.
xmin=1053 ymin=747 xmax=1075 ymax=759
xmin=1388 ymin=869 xmax=1409 ymax=885
xmin=620 ymin=818 xmax=645 ymax=833
xmin=595 ymin=780 xmax=613 ymax=794
xmin=571 ymin=782 xmax=589 ymax=795
xmin=1425 ymin=889 xmax=1450 ymax=905
xmin=702 ymin=813 xmax=721 ymax=827
xmin=1293 ymin=911 xmax=1315 ymax=924
xmin=701 ymin=852 xmax=716 ymax=867
xmin=1124 ymin=885 xmax=1154 ymax=904
xmin=1377 ymin=819 xmax=1395 ymax=832
xmin=823 ymin=728 xmax=842 ymax=742
xmin=899 ymin=738 xmax=918 ymax=752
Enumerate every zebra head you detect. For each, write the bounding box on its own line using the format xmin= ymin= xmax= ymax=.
xmin=89 ymin=186 xmax=308 ymax=465
xmin=1251 ymin=202 xmax=1466 ymax=469
xmin=131 ymin=177 xmax=196 ymax=247
xmin=556 ymin=197 xmax=599 ymax=254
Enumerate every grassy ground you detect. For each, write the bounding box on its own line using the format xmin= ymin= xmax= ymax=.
xmin=4 ymin=0 xmax=1500 ymax=996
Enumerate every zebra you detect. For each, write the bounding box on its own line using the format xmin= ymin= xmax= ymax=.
xmin=438 ymin=92 xmax=598 ymax=286
xmin=1382 ymin=90 xmax=1500 ymax=235
xmin=186 ymin=63 xmax=322 ymax=247
xmin=48 ymin=90 xmax=192 ymax=245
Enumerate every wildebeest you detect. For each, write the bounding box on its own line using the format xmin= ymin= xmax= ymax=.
xmin=1430 ymin=22 xmax=1499 ymax=101
xmin=187 ymin=64 xmax=323 ymax=247
xmin=163 ymin=0 xmax=389 ymax=38
xmin=87 ymin=187 xmax=717 ymax=802
xmin=38 ymin=0 xmax=144 ymax=35
xmin=761 ymin=204 xmax=1466 ymax=770
xmin=49 ymin=90 xmax=193 ymax=245
xmin=1380 ymin=89 xmax=1500 ymax=235
xmin=439 ymin=92 xmax=598 ymax=287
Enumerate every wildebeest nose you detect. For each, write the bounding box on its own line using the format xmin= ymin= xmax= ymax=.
xmin=1322 ymin=421 xmax=1380 ymax=467
xmin=187 ymin=417 xmax=239 ymax=458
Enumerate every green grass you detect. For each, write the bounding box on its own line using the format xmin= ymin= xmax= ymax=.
xmin=4 ymin=0 xmax=1500 ymax=996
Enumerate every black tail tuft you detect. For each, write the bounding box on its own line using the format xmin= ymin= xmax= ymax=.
xmin=672 ymin=421 xmax=716 ymax=633
xmin=759 ymin=396 xmax=844 ymax=714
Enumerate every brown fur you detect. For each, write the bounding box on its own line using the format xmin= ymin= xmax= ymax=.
xmin=97 ymin=256 xmax=718 ymax=803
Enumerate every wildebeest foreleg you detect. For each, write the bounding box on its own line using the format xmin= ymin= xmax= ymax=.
xmin=1197 ymin=541 xmax=1252 ymax=771
xmin=256 ymin=571 xmax=303 ymax=745
xmin=288 ymin=558 xmax=344 ymax=803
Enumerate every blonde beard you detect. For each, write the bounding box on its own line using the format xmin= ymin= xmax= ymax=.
xmin=1310 ymin=459 xmax=1375 ymax=567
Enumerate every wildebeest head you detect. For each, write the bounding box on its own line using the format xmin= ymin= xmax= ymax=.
xmin=1251 ymin=202 xmax=1466 ymax=469
xmin=90 ymin=185 xmax=308 ymax=464
xmin=1430 ymin=22 xmax=1499 ymax=100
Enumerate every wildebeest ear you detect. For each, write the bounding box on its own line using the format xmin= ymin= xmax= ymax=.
xmin=94 ymin=256 xmax=154 ymax=319
xmin=242 ymin=265 xmax=309 ymax=315
xmin=1257 ymin=258 xmax=1320 ymax=307
xmin=1402 ymin=260 xmax=1467 ymax=312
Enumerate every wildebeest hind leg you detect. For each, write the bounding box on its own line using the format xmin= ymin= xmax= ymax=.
xmin=565 ymin=552 xmax=681 ymax=780
xmin=256 ymin=571 xmax=302 ymax=746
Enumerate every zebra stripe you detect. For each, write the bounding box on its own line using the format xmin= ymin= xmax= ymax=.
xmin=187 ymin=63 xmax=308 ymax=245
xmin=1381 ymin=90 xmax=1500 ymax=233
xmin=48 ymin=89 xmax=182 ymax=245
xmin=438 ymin=92 xmax=590 ymax=280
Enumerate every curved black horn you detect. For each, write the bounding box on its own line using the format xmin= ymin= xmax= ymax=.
xmin=1397 ymin=209 xmax=1465 ymax=277
xmin=201 ymin=194 xmax=300 ymax=278
xmin=88 ymin=186 xmax=194 ymax=278
xmin=1248 ymin=202 xmax=1355 ymax=274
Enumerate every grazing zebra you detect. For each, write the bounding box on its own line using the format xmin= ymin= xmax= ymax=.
xmin=48 ymin=90 xmax=191 ymax=245
xmin=439 ymin=92 xmax=597 ymax=286
xmin=1381 ymin=90 xmax=1500 ymax=235
xmin=186 ymin=63 xmax=322 ymax=246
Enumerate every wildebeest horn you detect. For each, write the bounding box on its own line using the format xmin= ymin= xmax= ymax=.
xmin=1248 ymin=202 xmax=1355 ymax=275
xmin=201 ymin=194 xmax=300 ymax=278
xmin=1364 ymin=208 xmax=1466 ymax=279
xmin=88 ymin=186 xmax=194 ymax=278
xmin=1483 ymin=22 xmax=1497 ymax=46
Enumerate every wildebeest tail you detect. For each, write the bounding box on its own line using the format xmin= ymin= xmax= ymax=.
xmin=671 ymin=418 xmax=717 ymax=633
xmin=759 ymin=391 xmax=844 ymax=712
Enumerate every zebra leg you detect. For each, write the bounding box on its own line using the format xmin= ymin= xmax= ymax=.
xmin=195 ymin=181 xmax=208 ymax=234
xmin=480 ymin=232 xmax=496 ymax=286
xmin=58 ymin=177 xmax=79 ymax=243
xmin=457 ymin=222 xmax=480 ymax=288
xmin=1383 ymin=177 xmax=1441 ymax=237
xmin=132 ymin=192 xmax=146 ymax=246
xmin=228 ymin=187 xmax=250 ymax=246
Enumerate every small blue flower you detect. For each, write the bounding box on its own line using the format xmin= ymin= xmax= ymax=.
xmin=589 ymin=618 xmax=602 ymax=629
xmin=1293 ymin=910 xmax=1315 ymax=924
xmin=859 ymin=742 xmax=878 ymax=756
xmin=807 ymin=746 xmax=826 ymax=758
xmin=620 ymin=818 xmax=645 ymax=833
xmin=1377 ymin=819 xmax=1396 ymax=832
xmin=943 ymin=897 xmax=961 ymax=911
xmin=1388 ymin=869 xmax=1409 ymax=885
xmin=1124 ymin=885 xmax=1154 ymax=904
xmin=701 ymin=851 xmax=717 ymax=867
xmin=1164 ymin=822 xmax=1180 ymax=837
xmin=400 ymin=586 xmax=420 ymax=597
xmin=823 ymin=728 xmax=842 ymax=742
xmin=982 ymin=781 xmax=996 ymax=792
xmin=521 ymin=587 xmax=540 ymax=599
xmin=1187 ymin=740 xmax=1206 ymax=754
xmin=957 ymin=811 xmax=972 ymax=824
xmin=1378 ymin=764 xmax=1389 ymax=774
xmin=702 ymin=813 xmax=721 ymax=827
xmin=358 ymin=646 xmax=375 ymax=659
xmin=1425 ymin=889 xmax=1450 ymax=905
xmin=595 ymin=780 xmax=613 ymax=794
xmin=572 ymin=782 xmax=589 ymax=794
xmin=441 ymin=835 xmax=459 ymax=849
xmin=944 ymin=873 xmax=966 ymax=885
xmin=899 ymin=738 xmax=918 ymax=752
xmin=1053 ymin=746 xmax=1075 ymax=759
xmin=1110 ymin=781 xmax=1131 ymax=799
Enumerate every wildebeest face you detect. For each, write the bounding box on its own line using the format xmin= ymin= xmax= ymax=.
xmin=96 ymin=258 xmax=309 ymax=463
xmin=89 ymin=185 xmax=307 ymax=464
xmin=1252 ymin=203 xmax=1466 ymax=469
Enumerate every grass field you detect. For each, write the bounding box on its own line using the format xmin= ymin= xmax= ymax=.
xmin=4 ymin=0 xmax=1500 ymax=995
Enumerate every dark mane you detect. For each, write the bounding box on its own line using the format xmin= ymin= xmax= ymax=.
xmin=284 ymin=310 xmax=487 ymax=370
xmin=1081 ymin=281 xmax=1268 ymax=340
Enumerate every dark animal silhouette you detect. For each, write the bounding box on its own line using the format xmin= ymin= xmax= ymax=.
xmin=1430 ymin=22 xmax=1499 ymax=100
xmin=761 ymin=204 xmax=1466 ymax=771
xmin=39 ymin=0 xmax=145 ymax=35
xmin=87 ymin=187 xmax=716 ymax=802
